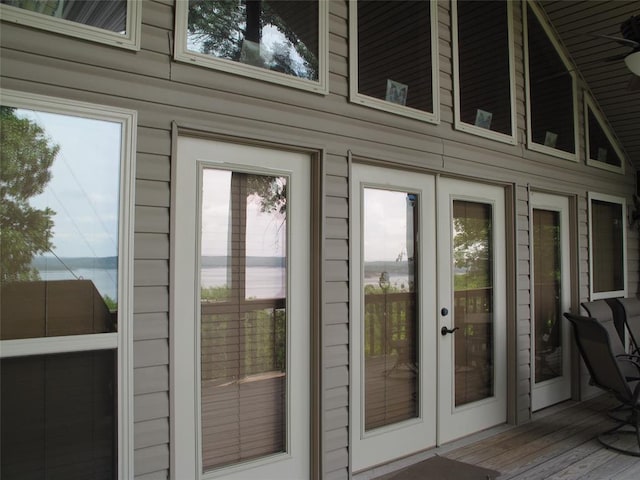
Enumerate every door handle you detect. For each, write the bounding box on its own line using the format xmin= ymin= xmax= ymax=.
xmin=441 ymin=326 xmax=459 ymax=336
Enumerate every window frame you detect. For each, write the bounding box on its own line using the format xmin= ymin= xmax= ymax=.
xmin=0 ymin=89 xmax=136 ymax=479
xmin=588 ymin=191 xmax=627 ymax=300
xmin=348 ymin=0 xmax=440 ymax=123
xmin=584 ymin=94 xmax=626 ymax=174
xmin=0 ymin=1 xmax=141 ymax=50
xmin=174 ymin=0 xmax=329 ymax=95
xmin=523 ymin=0 xmax=579 ymax=162
xmin=452 ymin=0 xmax=517 ymax=145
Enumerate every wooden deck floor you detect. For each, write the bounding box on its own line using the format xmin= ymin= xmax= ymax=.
xmin=360 ymin=395 xmax=640 ymax=480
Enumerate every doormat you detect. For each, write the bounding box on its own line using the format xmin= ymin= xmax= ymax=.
xmin=378 ymin=455 xmax=500 ymax=480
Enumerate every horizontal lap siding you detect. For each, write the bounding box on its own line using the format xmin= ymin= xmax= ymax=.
xmin=1 ymin=0 xmax=638 ymax=479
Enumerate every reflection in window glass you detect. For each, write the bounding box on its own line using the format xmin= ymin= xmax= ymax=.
xmin=1 ymin=0 xmax=128 ymax=33
xmin=0 ymin=96 xmax=130 ymax=480
xmin=357 ymin=0 xmax=433 ymax=113
xmin=533 ymin=209 xmax=562 ymax=383
xmin=527 ymin=4 xmax=575 ymax=154
xmin=0 ymin=107 xmax=121 ymax=340
xmin=456 ymin=0 xmax=511 ymax=136
xmin=588 ymin=108 xmax=622 ymax=168
xmin=1 ymin=350 xmax=117 ymax=480
xmin=591 ymin=199 xmax=624 ymax=294
xmin=200 ymin=169 xmax=288 ymax=471
xmin=453 ymin=201 xmax=494 ymax=406
xmin=187 ymin=0 xmax=319 ymax=81
xmin=363 ymin=188 xmax=419 ymax=431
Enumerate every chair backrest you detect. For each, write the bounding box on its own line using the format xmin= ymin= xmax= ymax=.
xmin=581 ymin=300 xmax=625 ymax=355
xmin=564 ymin=312 xmax=633 ymax=404
xmin=606 ymin=298 xmax=628 ymax=343
xmin=582 ymin=300 xmax=638 ymax=379
xmin=616 ymin=297 xmax=640 ymax=353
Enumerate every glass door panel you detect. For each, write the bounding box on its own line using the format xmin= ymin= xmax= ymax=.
xmin=533 ymin=209 xmax=562 ymax=383
xmin=437 ymin=178 xmax=506 ymax=444
xmin=452 ymin=201 xmax=494 ymax=406
xmin=350 ymin=164 xmax=436 ymax=473
xmin=530 ymin=192 xmax=571 ymax=411
xmin=199 ymin=169 xmax=288 ymax=471
xmin=363 ymin=189 xmax=419 ymax=431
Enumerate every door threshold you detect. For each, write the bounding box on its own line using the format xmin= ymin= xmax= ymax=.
xmin=352 ymin=423 xmax=513 ymax=480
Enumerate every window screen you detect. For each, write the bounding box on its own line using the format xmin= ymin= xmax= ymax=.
xmin=591 ymin=199 xmax=625 ymax=295
xmin=526 ymin=4 xmax=575 ymax=155
xmin=357 ymin=0 xmax=434 ymax=113
xmin=456 ymin=0 xmax=512 ymax=136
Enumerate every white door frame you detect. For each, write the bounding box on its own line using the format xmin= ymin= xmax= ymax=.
xmin=530 ymin=191 xmax=571 ymax=411
xmin=350 ymin=164 xmax=437 ymax=472
xmin=171 ymin=136 xmax=311 ymax=480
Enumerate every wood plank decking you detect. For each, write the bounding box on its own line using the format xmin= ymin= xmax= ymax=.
xmin=359 ymin=395 xmax=640 ymax=480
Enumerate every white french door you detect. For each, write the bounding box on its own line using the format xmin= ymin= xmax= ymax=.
xmin=351 ymin=167 xmax=507 ymax=471
xmin=530 ymin=192 xmax=571 ymax=411
xmin=172 ymin=137 xmax=311 ymax=479
xmin=350 ymin=164 xmax=437 ymax=472
xmin=436 ymin=178 xmax=507 ymax=444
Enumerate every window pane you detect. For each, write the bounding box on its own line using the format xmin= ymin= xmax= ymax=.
xmin=1 ymin=0 xmax=127 ymax=33
xmin=453 ymin=201 xmax=494 ymax=406
xmin=533 ymin=209 xmax=562 ymax=383
xmin=527 ymin=5 xmax=575 ymax=154
xmin=592 ymin=199 xmax=624 ymax=293
xmin=0 ymin=350 xmax=117 ymax=480
xmin=588 ymin=109 xmax=622 ymax=167
xmin=0 ymin=107 xmax=121 ymax=339
xmin=363 ymin=188 xmax=419 ymax=431
xmin=200 ymin=169 xmax=288 ymax=471
xmin=457 ymin=0 xmax=511 ymax=135
xmin=187 ymin=0 xmax=319 ymax=81
xmin=358 ymin=0 xmax=433 ymax=112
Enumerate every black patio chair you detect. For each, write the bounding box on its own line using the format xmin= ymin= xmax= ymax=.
xmin=564 ymin=312 xmax=640 ymax=456
xmin=581 ymin=300 xmax=640 ymax=380
xmin=614 ymin=297 xmax=640 ymax=355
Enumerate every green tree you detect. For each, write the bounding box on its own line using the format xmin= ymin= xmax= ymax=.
xmin=0 ymin=106 xmax=57 ymax=282
xmin=453 ymin=214 xmax=492 ymax=289
xmin=187 ymin=0 xmax=318 ymax=80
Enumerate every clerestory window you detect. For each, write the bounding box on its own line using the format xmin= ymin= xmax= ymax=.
xmin=349 ymin=0 xmax=439 ymax=122
xmin=175 ymin=0 xmax=329 ymax=94
xmin=452 ymin=0 xmax=516 ymax=143
xmin=0 ymin=0 xmax=141 ymax=50
xmin=524 ymin=1 xmax=578 ymax=161
xmin=585 ymin=95 xmax=626 ymax=173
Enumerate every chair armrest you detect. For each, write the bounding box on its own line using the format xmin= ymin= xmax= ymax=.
xmin=616 ymin=355 xmax=640 ymax=380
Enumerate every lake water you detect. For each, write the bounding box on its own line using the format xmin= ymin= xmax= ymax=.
xmin=37 ymin=267 xmax=410 ymax=302
xmin=38 ymin=267 xmax=287 ymax=301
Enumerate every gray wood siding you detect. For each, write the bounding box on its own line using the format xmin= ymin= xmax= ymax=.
xmin=1 ymin=1 xmax=638 ymax=478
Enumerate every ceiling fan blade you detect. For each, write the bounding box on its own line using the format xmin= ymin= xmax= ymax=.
xmin=591 ymin=34 xmax=639 ymax=49
xmin=601 ymin=53 xmax=629 ymax=62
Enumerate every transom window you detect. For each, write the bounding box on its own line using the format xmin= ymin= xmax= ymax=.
xmin=175 ymin=0 xmax=329 ymax=94
xmin=588 ymin=192 xmax=627 ymax=300
xmin=0 ymin=90 xmax=135 ymax=479
xmin=349 ymin=0 xmax=439 ymax=122
xmin=0 ymin=0 xmax=141 ymax=50
xmin=585 ymin=95 xmax=625 ymax=173
xmin=452 ymin=0 xmax=515 ymax=143
xmin=524 ymin=1 xmax=578 ymax=161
